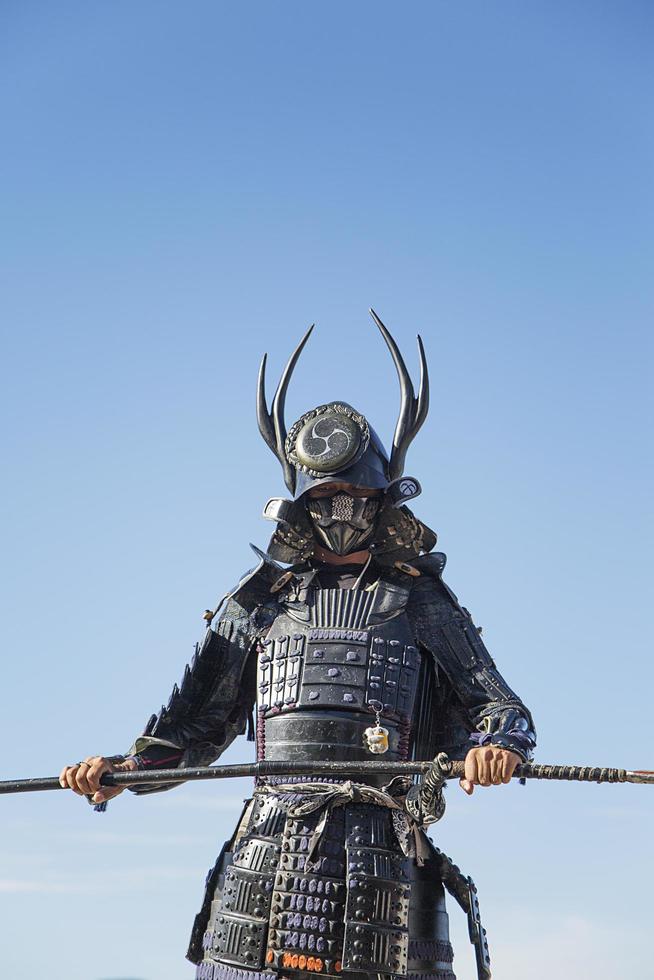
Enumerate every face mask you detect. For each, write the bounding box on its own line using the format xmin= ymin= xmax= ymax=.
xmin=306 ymin=491 xmax=381 ymax=556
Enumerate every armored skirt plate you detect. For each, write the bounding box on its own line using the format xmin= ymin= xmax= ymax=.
xmin=194 ymin=793 xmax=455 ymax=980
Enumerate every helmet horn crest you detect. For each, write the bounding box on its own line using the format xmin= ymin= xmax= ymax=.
xmin=256 ymin=312 xmax=429 ymax=492
xmin=257 ymin=324 xmax=314 ymax=494
xmin=369 ymin=308 xmax=429 ymax=481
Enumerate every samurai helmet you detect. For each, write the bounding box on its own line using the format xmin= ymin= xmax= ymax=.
xmin=257 ymin=309 xmax=430 ymax=500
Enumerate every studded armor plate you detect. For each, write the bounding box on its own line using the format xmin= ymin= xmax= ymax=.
xmin=257 ymin=583 xmax=421 ymax=770
xmin=202 ymin=794 xmax=424 ymax=979
xmin=342 ymin=804 xmax=410 ymax=974
xmin=258 ymin=627 xmax=419 ymax=717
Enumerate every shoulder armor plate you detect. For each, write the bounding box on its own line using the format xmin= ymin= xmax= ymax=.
xmin=210 ymin=546 xmax=283 ymax=619
xmin=412 ymin=551 xmax=447 ymax=578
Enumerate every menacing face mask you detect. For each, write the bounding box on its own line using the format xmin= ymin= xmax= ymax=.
xmin=306 ymin=491 xmax=381 ymax=556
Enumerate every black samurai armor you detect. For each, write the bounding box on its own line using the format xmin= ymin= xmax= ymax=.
xmin=121 ymin=312 xmax=536 ymax=980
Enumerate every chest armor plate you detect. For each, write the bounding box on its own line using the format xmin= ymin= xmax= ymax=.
xmin=256 ymin=580 xmax=421 ymax=766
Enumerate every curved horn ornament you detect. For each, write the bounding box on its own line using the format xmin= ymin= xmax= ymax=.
xmin=257 ymin=324 xmax=314 ymax=494
xmin=369 ymin=308 xmax=429 ymax=481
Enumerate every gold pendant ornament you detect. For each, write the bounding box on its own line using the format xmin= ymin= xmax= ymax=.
xmin=363 ymin=700 xmax=390 ymax=754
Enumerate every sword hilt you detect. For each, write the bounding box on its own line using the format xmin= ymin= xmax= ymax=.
xmin=510 ymin=764 xmax=628 ymax=783
xmin=449 ymin=761 xmax=631 ymax=783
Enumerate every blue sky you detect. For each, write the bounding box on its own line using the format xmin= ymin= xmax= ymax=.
xmin=1 ymin=3 xmax=652 ymax=979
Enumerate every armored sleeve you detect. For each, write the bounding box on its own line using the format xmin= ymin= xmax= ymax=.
xmin=121 ymin=557 xmax=282 ymax=794
xmin=408 ymin=553 xmax=537 ymax=761
xmin=125 ymin=594 xmax=260 ymax=794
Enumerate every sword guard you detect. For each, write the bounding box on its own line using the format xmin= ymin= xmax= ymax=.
xmin=405 ymin=752 xmax=452 ymax=826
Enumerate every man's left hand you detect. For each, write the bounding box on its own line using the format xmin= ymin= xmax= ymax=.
xmin=459 ymin=745 xmax=521 ymax=795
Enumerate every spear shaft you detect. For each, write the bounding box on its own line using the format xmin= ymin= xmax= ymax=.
xmin=1 ymin=760 xmax=653 ymax=795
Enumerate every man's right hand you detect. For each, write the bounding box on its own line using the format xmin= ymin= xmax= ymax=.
xmin=59 ymin=756 xmax=138 ymax=805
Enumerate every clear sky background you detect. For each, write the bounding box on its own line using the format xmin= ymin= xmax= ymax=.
xmin=1 ymin=2 xmax=652 ymax=979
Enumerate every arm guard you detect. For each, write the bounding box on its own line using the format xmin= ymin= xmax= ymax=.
xmin=408 ymin=553 xmax=536 ymax=761
xmin=126 ymin=601 xmax=258 ymax=794
xmin=126 ymin=554 xmax=280 ymax=794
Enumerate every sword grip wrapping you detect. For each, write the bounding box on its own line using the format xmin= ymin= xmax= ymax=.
xmin=516 ymin=764 xmax=627 ymax=783
xmin=447 ymin=761 xmax=628 ymax=783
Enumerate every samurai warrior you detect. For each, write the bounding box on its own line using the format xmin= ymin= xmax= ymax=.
xmin=60 ymin=311 xmax=536 ymax=980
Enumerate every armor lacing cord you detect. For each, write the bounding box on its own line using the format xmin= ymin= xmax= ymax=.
xmin=256 ymin=711 xmax=266 ymax=761
xmin=255 ymin=779 xmax=431 ymax=866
